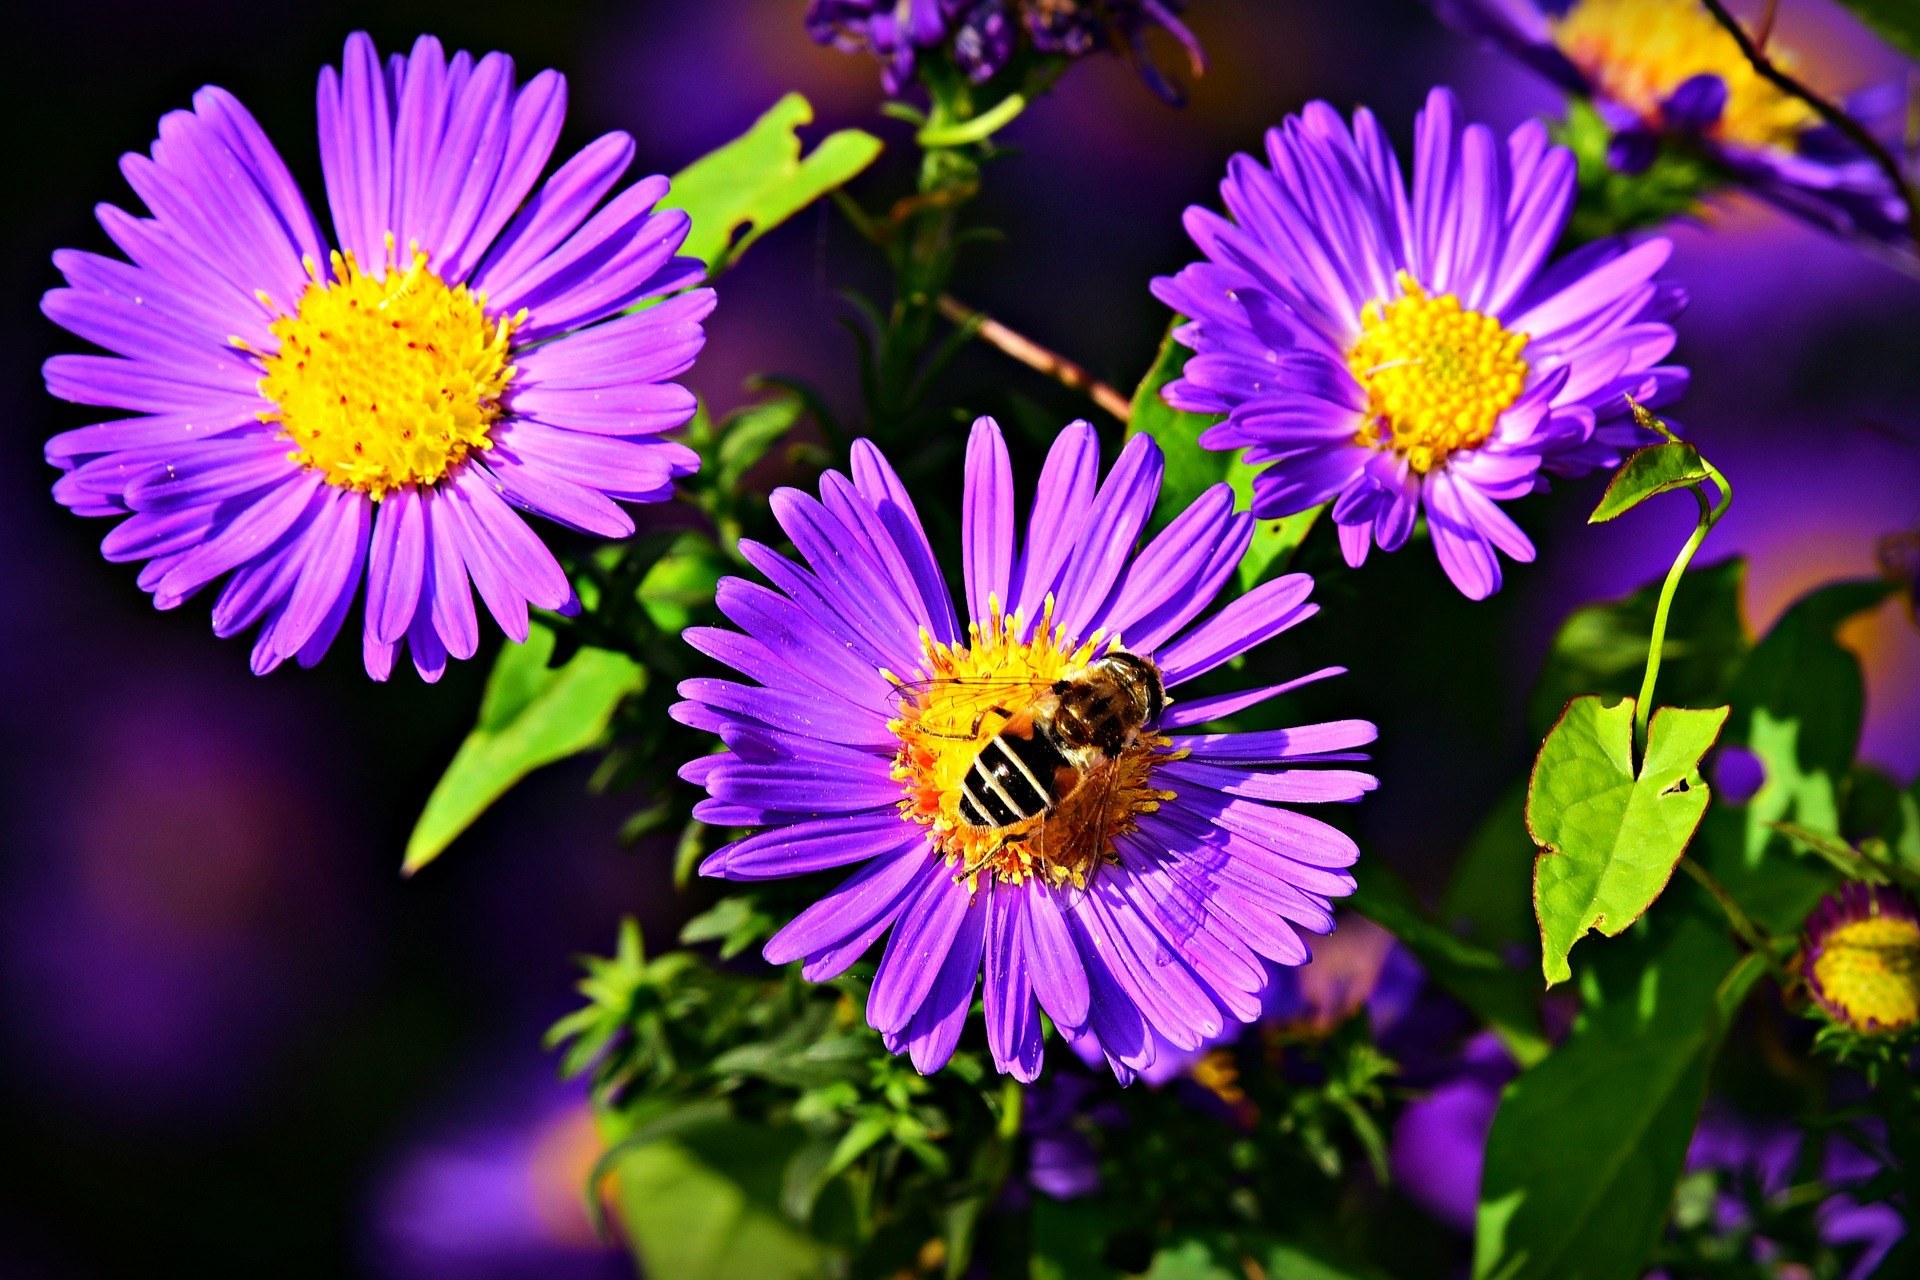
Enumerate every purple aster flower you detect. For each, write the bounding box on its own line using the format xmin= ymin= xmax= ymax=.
xmin=1801 ymin=882 xmax=1920 ymax=1037
xmin=1153 ymin=87 xmax=1688 ymax=599
xmin=676 ymin=416 xmax=1376 ymax=1083
xmin=1661 ymin=1107 xmax=1907 ymax=1280
xmin=1021 ymin=1072 xmax=1115 ymax=1199
xmin=804 ymin=1 xmax=1204 ymax=103
xmin=1066 ymin=911 xmax=1425 ymax=1085
xmin=1427 ymin=0 xmax=1910 ymax=245
xmin=1394 ymin=1067 xmax=1907 ymax=1277
xmin=1389 ymin=1029 xmax=1517 ymax=1232
xmin=42 ymin=33 xmax=712 ymax=680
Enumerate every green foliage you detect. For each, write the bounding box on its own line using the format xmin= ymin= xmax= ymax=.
xmin=666 ymin=94 xmax=884 ymax=274
xmin=1127 ymin=320 xmax=1324 ymax=591
xmin=1042 ymin=1013 xmax=1407 ymax=1277
xmin=1351 ymin=859 xmax=1549 ymax=1067
xmin=550 ymin=922 xmax=1012 ymax=1280
xmin=1588 ymin=442 xmax=1713 ymax=524
xmin=1474 ymin=892 xmax=1766 ymax=1280
xmin=1529 ymin=696 xmax=1729 ymax=985
xmin=1554 ymin=100 xmax=1718 ymax=245
xmin=1129 ymin=325 xmax=1226 ymax=529
xmin=1834 ymin=0 xmax=1920 ymax=60
xmin=403 ymin=626 xmax=643 ymax=872
xmin=1527 ymin=558 xmax=1747 ymax=738
xmin=1474 ymin=578 xmax=1881 ymax=1280
xmin=1442 ymin=786 xmax=1536 ymax=953
xmin=1134 ymin=1233 xmax=1395 ymax=1280
xmin=1721 ymin=581 xmax=1894 ymax=891
xmin=610 ymin=1110 xmax=832 ymax=1280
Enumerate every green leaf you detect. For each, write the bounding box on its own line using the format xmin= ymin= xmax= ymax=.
xmin=403 ymin=625 xmax=644 ymax=873
xmin=1834 ymin=0 xmax=1920 ymax=60
xmin=1473 ymin=885 xmax=1764 ymax=1280
xmin=1441 ymin=786 xmax=1536 ymax=952
xmin=1588 ymin=442 xmax=1711 ymax=523
xmin=680 ymin=894 xmax=780 ymax=960
xmin=1529 ymin=696 xmax=1729 ymax=985
xmin=666 ymin=93 xmax=883 ymax=274
xmin=1142 ymin=1233 xmax=1395 ymax=1280
xmin=1711 ymin=580 xmax=1891 ymax=922
xmin=611 ymin=1113 xmax=833 ymax=1280
xmin=1128 ymin=320 xmax=1323 ymax=587
xmin=716 ymin=396 xmax=806 ymax=492
xmin=639 ymin=532 xmax=726 ymax=633
xmin=1229 ymin=453 xmax=1322 ymax=592
xmin=1030 ymin=1198 xmax=1122 ymax=1280
xmin=1128 ymin=324 xmax=1228 ymax=530
xmin=1466 ymin=594 xmax=1889 ymax=1280
xmin=1528 ymin=559 xmax=1746 ymax=738
xmin=1350 ymin=859 xmax=1549 ymax=1068
xmin=1473 ymin=585 xmax=1882 ymax=1280
xmin=1555 ymin=99 xmax=1717 ymax=245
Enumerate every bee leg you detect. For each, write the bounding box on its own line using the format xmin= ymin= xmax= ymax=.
xmin=967 ymin=704 xmax=1015 ymax=738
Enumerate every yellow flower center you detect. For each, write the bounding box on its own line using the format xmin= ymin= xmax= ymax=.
xmin=1347 ymin=274 xmax=1530 ymax=474
xmin=256 ymin=242 xmax=519 ymax=500
xmin=1551 ymin=0 xmax=1818 ymax=149
xmin=1812 ymin=913 xmax=1920 ymax=1034
xmin=886 ymin=598 xmax=1175 ymax=889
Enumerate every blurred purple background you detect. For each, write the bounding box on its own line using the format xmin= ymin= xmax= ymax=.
xmin=0 ymin=0 xmax=1913 ymax=1273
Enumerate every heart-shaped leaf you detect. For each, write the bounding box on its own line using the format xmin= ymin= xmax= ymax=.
xmin=1529 ymin=696 xmax=1729 ymax=985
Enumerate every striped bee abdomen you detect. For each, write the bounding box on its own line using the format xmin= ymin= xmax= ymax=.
xmin=956 ymin=731 xmax=1068 ymax=828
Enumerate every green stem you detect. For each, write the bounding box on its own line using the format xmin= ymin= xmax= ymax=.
xmin=1679 ymin=855 xmax=1794 ymax=988
xmin=1633 ymin=453 xmax=1733 ymax=754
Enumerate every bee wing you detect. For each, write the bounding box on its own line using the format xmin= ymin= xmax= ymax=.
xmin=885 ymin=673 xmax=1060 ymax=742
xmin=1052 ymin=758 xmax=1210 ymax=945
xmin=1041 ymin=756 xmax=1124 ymax=915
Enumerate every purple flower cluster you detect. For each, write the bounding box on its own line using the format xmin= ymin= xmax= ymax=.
xmin=805 ymin=0 xmax=1204 ymax=101
xmin=1428 ymin=0 xmax=1911 ymax=247
xmin=1156 ymin=88 xmax=1687 ymax=599
xmin=42 ymin=33 xmax=711 ymax=679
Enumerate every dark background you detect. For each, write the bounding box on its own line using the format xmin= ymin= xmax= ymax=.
xmin=0 ymin=0 xmax=1914 ymax=1274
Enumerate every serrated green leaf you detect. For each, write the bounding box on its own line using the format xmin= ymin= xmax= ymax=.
xmin=1350 ymin=859 xmax=1549 ymax=1067
xmin=1529 ymin=696 xmax=1729 ymax=985
xmin=1834 ymin=0 xmax=1920 ymax=59
xmin=1529 ymin=559 xmax=1747 ymax=738
xmin=403 ymin=625 xmax=644 ymax=872
xmin=666 ymin=94 xmax=882 ymax=274
xmin=1588 ymin=442 xmax=1711 ymax=523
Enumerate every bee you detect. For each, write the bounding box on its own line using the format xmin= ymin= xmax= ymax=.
xmin=899 ymin=651 xmax=1163 ymax=885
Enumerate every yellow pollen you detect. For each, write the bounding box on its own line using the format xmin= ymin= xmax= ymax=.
xmin=1346 ymin=273 xmax=1529 ymax=474
xmin=257 ymin=240 xmax=519 ymax=499
xmin=1551 ymin=0 xmax=1818 ymax=150
xmin=1812 ymin=913 xmax=1920 ymax=1034
xmin=886 ymin=596 xmax=1177 ymax=890
xmin=1190 ymin=1048 xmax=1250 ymax=1108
